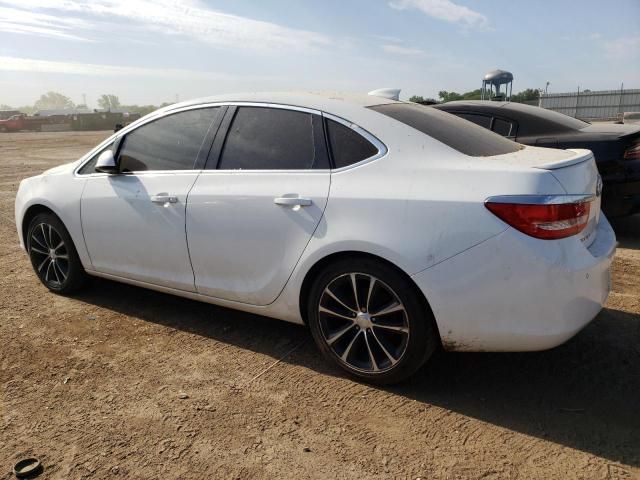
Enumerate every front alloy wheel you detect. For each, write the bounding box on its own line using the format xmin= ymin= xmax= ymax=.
xmin=27 ymin=212 xmax=87 ymax=293
xmin=29 ymin=222 xmax=70 ymax=287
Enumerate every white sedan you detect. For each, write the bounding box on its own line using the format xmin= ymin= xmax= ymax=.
xmin=15 ymin=92 xmax=616 ymax=384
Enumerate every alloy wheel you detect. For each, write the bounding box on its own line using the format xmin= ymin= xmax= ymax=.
xmin=29 ymin=223 xmax=70 ymax=286
xmin=318 ymin=273 xmax=410 ymax=373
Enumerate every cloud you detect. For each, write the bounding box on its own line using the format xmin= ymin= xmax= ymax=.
xmin=0 ymin=0 xmax=333 ymax=51
xmin=0 ymin=5 xmax=93 ymax=41
xmin=0 ymin=55 xmax=248 ymax=80
xmin=389 ymin=0 xmax=488 ymax=28
xmin=603 ymin=36 xmax=640 ymax=59
xmin=382 ymin=44 xmax=424 ymax=56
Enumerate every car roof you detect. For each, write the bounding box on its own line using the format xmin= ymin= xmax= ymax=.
xmin=162 ymin=91 xmax=401 ymax=116
xmin=433 ymin=100 xmax=592 ymax=135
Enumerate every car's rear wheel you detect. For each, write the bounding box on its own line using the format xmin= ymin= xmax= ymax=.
xmin=307 ymin=258 xmax=439 ymax=384
xmin=27 ymin=213 xmax=87 ymax=293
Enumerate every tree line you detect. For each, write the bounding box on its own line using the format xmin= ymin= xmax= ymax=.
xmin=2 ymin=88 xmax=543 ymax=116
xmin=1 ymin=92 xmax=171 ymax=117
xmin=409 ymin=88 xmax=540 ymax=104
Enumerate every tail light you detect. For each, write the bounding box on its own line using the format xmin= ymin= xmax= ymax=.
xmin=485 ymin=195 xmax=594 ymax=240
xmin=623 ymin=142 xmax=640 ymax=160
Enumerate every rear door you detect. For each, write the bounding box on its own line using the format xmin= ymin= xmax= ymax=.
xmin=186 ymin=105 xmax=330 ymax=305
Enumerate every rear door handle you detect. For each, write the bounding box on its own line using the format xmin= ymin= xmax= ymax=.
xmin=151 ymin=194 xmax=178 ymax=204
xmin=274 ymin=196 xmax=312 ymax=207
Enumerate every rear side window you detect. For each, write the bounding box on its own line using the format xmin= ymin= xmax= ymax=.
xmin=325 ymin=119 xmax=379 ymax=168
xmin=218 ymin=107 xmax=319 ymax=170
xmin=493 ymin=118 xmax=514 ymax=137
xmin=457 ymin=113 xmax=492 ymax=129
xmin=369 ymin=104 xmax=521 ymax=157
xmin=118 ymin=108 xmax=219 ymax=172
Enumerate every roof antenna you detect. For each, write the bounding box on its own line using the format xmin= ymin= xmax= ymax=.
xmin=368 ymin=88 xmax=401 ymax=101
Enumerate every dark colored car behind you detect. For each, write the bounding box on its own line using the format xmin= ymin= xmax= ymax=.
xmin=433 ymin=100 xmax=640 ymax=217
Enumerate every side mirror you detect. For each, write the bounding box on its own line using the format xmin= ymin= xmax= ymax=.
xmin=95 ymin=149 xmax=118 ymax=174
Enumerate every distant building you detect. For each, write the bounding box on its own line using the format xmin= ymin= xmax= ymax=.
xmin=0 ymin=109 xmax=21 ymax=120
xmin=34 ymin=108 xmax=93 ymax=117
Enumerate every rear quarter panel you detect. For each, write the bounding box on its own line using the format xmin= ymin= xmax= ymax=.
xmin=270 ymin=123 xmax=569 ymax=322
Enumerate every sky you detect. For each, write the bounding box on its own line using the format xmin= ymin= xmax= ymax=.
xmin=1 ymin=0 xmax=639 ymax=107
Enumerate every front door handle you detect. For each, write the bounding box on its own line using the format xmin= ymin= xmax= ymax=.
xmin=151 ymin=194 xmax=178 ymax=204
xmin=274 ymin=196 xmax=312 ymax=207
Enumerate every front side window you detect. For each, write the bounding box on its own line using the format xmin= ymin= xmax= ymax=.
xmin=217 ymin=107 xmax=318 ymax=170
xmin=369 ymin=103 xmax=522 ymax=157
xmin=118 ymin=107 xmax=219 ymax=172
xmin=325 ymin=119 xmax=379 ymax=168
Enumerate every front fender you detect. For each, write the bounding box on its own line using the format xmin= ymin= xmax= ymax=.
xmin=15 ymin=174 xmax=91 ymax=269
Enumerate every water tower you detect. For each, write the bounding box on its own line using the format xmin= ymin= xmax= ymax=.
xmin=481 ymin=69 xmax=513 ymax=101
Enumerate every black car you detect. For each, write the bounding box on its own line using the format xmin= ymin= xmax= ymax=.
xmin=433 ymin=100 xmax=640 ymax=217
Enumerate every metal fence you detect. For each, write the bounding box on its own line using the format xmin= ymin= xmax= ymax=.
xmin=538 ymin=88 xmax=640 ymax=121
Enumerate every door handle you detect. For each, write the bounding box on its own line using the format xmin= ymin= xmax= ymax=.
xmin=274 ymin=196 xmax=312 ymax=207
xmin=150 ymin=194 xmax=178 ymax=204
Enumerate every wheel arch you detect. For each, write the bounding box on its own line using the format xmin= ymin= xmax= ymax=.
xmin=298 ymin=250 xmax=439 ymax=337
xmin=21 ymin=204 xmax=64 ymax=248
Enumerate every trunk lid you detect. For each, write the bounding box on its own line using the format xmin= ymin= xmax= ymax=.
xmin=535 ymin=148 xmax=601 ymax=247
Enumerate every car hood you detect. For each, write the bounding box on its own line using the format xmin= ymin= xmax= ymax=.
xmin=41 ymin=161 xmax=78 ymax=176
xmin=579 ymin=123 xmax=640 ymax=138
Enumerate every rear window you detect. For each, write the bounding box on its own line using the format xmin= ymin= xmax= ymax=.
xmin=369 ymin=103 xmax=522 ymax=157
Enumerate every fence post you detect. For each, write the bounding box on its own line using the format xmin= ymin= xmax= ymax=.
xmin=618 ymin=82 xmax=624 ymax=121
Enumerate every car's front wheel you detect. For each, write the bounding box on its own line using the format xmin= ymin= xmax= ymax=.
xmin=27 ymin=212 xmax=87 ymax=293
xmin=307 ymin=258 xmax=440 ymax=384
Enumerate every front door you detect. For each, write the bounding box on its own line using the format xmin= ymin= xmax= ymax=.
xmin=81 ymin=107 xmax=221 ymax=291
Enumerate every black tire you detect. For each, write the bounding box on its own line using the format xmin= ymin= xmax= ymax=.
xmin=27 ymin=212 xmax=88 ymax=293
xmin=307 ymin=257 xmax=440 ymax=385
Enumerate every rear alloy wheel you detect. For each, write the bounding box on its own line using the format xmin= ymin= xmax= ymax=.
xmin=27 ymin=213 xmax=87 ymax=293
xmin=308 ymin=258 xmax=439 ymax=384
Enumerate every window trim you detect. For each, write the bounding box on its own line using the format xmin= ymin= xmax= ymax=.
xmin=74 ymin=101 xmax=388 ymax=177
xmin=322 ymin=112 xmax=387 ymax=172
xmin=74 ymin=103 xmax=225 ymax=177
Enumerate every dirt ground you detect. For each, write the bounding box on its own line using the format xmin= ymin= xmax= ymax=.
xmin=1 ymin=131 xmax=638 ymax=480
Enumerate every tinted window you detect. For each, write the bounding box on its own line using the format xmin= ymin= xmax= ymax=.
xmin=218 ymin=107 xmax=317 ymax=170
xmin=492 ymin=118 xmax=513 ymax=137
xmin=326 ymin=119 xmax=378 ymax=168
xmin=118 ymin=108 xmax=218 ymax=172
xmin=458 ymin=113 xmax=491 ymax=129
xmin=369 ymin=104 xmax=521 ymax=157
xmin=78 ymin=142 xmax=113 ymax=175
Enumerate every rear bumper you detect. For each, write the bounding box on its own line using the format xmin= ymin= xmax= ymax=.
xmin=412 ymin=215 xmax=616 ymax=352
